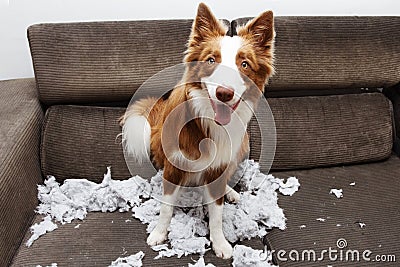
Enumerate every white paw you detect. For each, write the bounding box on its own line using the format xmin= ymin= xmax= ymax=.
xmin=226 ymin=189 xmax=240 ymax=203
xmin=212 ymin=238 xmax=233 ymax=259
xmin=147 ymin=229 xmax=167 ymax=246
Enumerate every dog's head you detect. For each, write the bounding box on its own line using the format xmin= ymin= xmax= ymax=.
xmin=184 ymin=3 xmax=275 ymax=126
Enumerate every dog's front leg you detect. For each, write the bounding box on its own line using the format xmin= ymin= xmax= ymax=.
xmin=204 ymin=164 xmax=237 ymax=259
xmin=207 ymin=197 xmax=233 ymax=259
xmin=147 ymin=181 xmax=179 ymax=246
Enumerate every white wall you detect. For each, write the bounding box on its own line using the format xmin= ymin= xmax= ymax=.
xmin=0 ymin=0 xmax=399 ymax=80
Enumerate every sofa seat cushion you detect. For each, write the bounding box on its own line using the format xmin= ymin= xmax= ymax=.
xmin=11 ymin=212 xmax=264 ymax=267
xmin=266 ymin=155 xmax=400 ymax=266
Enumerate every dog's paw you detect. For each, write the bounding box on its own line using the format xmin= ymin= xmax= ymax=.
xmin=212 ymin=239 xmax=233 ymax=259
xmin=226 ymin=189 xmax=240 ymax=203
xmin=147 ymin=229 xmax=167 ymax=246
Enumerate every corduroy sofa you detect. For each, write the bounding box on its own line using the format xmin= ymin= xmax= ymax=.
xmin=1 ymin=16 xmax=400 ymax=267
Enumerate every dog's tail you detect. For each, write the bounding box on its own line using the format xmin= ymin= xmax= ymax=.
xmin=119 ymin=97 xmax=157 ymax=163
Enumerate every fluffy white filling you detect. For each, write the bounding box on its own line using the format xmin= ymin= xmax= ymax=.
xmin=26 ymin=215 xmax=57 ymax=247
xmin=330 ymin=188 xmax=343 ymax=198
xmin=188 ymin=256 xmax=216 ymax=267
xmin=28 ymin=160 xmax=299 ymax=266
xmin=109 ymin=251 xmax=145 ymax=267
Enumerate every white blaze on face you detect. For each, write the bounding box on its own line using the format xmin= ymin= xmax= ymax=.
xmin=220 ymin=36 xmax=242 ymax=73
xmin=201 ymin=36 xmax=247 ymax=126
xmin=202 ymin=36 xmax=246 ymax=104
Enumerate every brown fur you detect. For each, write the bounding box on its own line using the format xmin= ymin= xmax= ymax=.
xmin=121 ymin=3 xmax=274 ymax=202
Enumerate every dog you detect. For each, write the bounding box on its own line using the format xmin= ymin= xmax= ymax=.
xmin=120 ymin=3 xmax=275 ymax=259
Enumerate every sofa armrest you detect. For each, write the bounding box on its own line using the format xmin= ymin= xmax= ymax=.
xmin=384 ymin=83 xmax=400 ymax=156
xmin=0 ymin=78 xmax=44 ymax=266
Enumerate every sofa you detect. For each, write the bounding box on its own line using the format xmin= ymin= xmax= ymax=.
xmin=1 ymin=16 xmax=400 ymax=266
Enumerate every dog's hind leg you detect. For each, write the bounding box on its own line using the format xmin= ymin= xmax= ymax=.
xmin=147 ymin=163 xmax=184 ymax=246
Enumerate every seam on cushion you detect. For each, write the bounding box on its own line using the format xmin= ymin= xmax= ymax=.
xmin=40 ymin=105 xmax=56 ymax=178
xmin=372 ymin=92 xmax=394 ymax=160
xmin=387 ymin=94 xmax=396 ymax=149
xmin=392 ymin=89 xmax=400 ymax=156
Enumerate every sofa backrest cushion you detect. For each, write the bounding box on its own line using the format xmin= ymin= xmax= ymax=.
xmin=29 ymin=17 xmax=400 ymax=105
xmin=41 ymin=93 xmax=393 ymax=182
xmin=232 ymin=16 xmax=400 ymax=93
xmin=28 ymin=20 xmax=192 ymax=105
xmin=28 ymin=20 xmax=229 ymax=105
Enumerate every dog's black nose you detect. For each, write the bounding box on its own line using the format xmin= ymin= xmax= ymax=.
xmin=216 ymin=86 xmax=234 ymax=102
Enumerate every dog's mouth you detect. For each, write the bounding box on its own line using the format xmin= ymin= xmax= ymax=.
xmin=209 ymin=97 xmax=240 ymax=126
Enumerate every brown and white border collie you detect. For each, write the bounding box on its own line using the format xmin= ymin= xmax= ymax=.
xmin=120 ymin=3 xmax=275 ymax=259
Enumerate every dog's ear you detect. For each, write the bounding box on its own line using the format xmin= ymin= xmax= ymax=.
xmin=189 ymin=3 xmax=226 ymax=46
xmin=239 ymin=11 xmax=274 ymax=49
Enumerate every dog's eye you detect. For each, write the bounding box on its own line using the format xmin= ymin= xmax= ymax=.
xmin=241 ymin=61 xmax=249 ymax=69
xmin=207 ymin=57 xmax=215 ymax=65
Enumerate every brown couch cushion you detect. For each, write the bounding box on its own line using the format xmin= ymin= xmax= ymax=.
xmin=250 ymin=92 xmax=393 ymax=171
xmin=28 ymin=19 xmax=230 ymax=105
xmin=41 ymin=93 xmax=392 ymax=182
xmin=266 ymin=155 xmax=400 ymax=266
xmin=29 ymin=17 xmax=400 ymax=105
xmin=41 ymin=105 xmax=130 ymax=182
xmin=0 ymin=79 xmax=43 ymax=267
xmin=11 ymin=212 xmax=264 ymax=267
xmin=234 ymin=16 xmax=400 ymax=93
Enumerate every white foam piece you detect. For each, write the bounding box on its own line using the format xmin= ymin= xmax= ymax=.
xmin=36 ymin=167 xmax=151 ymax=224
xmin=36 ymin=263 xmax=57 ymax=267
xmin=330 ymin=188 xmax=343 ymax=198
xmin=188 ymin=256 xmax=216 ymax=267
xmin=109 ymin=251 xmax=145 ymax=267
xmin=278 ymin=177 xmax=300 ymax=196
xmin=26 ymin=215 xmax=57 ymax=247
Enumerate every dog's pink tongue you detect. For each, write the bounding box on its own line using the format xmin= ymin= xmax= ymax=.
xmin=214 ymin=103 xmax=231 ymax=125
